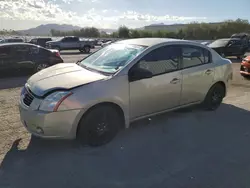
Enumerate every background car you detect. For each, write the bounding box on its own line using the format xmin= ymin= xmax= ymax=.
xmin=0 ymin=43 xmax=63 ymax=76
xmin=29 ymin=38 xmax=52 ymax=48
xmin=208 ymin=38 xmax=248 ymax=59
xmin=240 ymin=56 xmax=250 ymax=78
xmin=19 ymin=38 xmax=233 ymax=147
xmin=0 ymin=38 xmax=24 ymax=43
xmin=45 ymin=36 xmax=92 ymax=53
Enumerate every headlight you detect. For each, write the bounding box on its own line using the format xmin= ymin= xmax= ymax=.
xmin=39 ymin=91 xmax=72 ymax=112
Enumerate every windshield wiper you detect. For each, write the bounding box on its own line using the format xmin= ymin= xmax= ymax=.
xmin=80 ymin=63 xmax=111 ymax=76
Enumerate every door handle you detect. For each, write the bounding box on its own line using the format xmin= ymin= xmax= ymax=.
xmin=205 ymin=69 xmax=213 ymax=75
xmin=170 ymin=78 xmax=180 ymax=84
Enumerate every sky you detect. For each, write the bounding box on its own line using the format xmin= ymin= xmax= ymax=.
xmin=0 ymin=0 xmax=249 ymax=30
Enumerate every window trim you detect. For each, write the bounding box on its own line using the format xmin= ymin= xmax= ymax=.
xmin=128 ymin=44 xmax=182 ymax=79
xmin=180 ymin=45 xmax=212 ymax=70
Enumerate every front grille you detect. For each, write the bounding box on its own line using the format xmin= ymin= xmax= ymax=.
xmin=23 ymin=90 xmax=34 ymax=106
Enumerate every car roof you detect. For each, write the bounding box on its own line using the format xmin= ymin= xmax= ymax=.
xmin=0 ymin=42 xmax=38 ymax=47
xmin=218 ymin=38 xmax=241 ymax=41
xmin=115 ymin=38 xmax=198 ymax=47
xmin=0 ymin=43 xmax=47 ymax=49
xmin=31 ymin=38 xmax=51 ymax=40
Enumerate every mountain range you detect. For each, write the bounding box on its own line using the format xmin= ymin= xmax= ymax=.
xmin=17 ymin=22 xmax=219 ymax=36
xmin=18 ymin=24 xmax=117 ymax=36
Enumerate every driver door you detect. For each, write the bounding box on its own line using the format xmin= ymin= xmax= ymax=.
xmin=129 ymin=45 xmax=182 ymax=120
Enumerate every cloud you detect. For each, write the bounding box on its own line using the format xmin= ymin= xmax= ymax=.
xmin=0 ymin=0 xmax=207 ymax=29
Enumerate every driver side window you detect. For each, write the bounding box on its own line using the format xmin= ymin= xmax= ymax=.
xmin=137 ymin=45 xmax=181 ymax=76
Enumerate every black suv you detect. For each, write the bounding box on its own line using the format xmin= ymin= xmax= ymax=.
xmin=29 ymin=38 xmax=52 ymax=47
xmin=0 ymin=43 xmax=63 ymax=77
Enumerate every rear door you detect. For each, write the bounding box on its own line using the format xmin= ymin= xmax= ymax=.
xmin=180 ymin=45 xmax=214 ymax=105
xmin=10 ymin=45 xmax=34 ymax=70
xmin=70 ymin=37 xmax=79 ymax=49
xmin=32 ymin=47 xmax=51 ymax=64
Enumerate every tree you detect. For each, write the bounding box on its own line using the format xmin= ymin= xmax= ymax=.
xmin=47 ymin=18 xmax=250 ymax=40
xmin=130 ymin=30 xmax=140 ymax=38
xmin=118 ymin=26 xmax=130 ymax=38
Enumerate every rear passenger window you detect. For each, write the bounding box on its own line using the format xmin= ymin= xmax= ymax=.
xmin=182 ymin=46 xmax=211 ymax=69
xmin=39 ymin=48 xmax=50 ymax=56
xmin=30 ymin=46 xmax=39 ymax=54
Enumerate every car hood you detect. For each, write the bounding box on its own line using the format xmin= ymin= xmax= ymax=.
xmin=209 ymin=47 xmax=224 ymax=52
xmin=27 ymin=63 xmax=108 ymax=97
xmin=208 ymin=44 xmax=226 ymax=48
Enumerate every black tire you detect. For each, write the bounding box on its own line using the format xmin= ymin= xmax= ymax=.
xmin=202 ymin=83 xmax=225 ymax=111
xmin=77 ymin=105 xmax=122 ymax=147
xmin=83 ymin=46 xmax=90 ymax=53
xmin=34 ymin=63 xmax=49 ymax=72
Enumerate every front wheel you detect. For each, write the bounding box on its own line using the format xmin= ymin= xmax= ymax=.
xmin=77 ymin=105 xmax=122 ymax=147
xmin=83 ymin=46 xmax=90 ymax=53
xmin=202 ymin=83 xmax=225 ymax=111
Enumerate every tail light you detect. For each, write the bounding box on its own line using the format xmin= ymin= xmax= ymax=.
xmin=55 ymin=51 xmax=60 ymax=57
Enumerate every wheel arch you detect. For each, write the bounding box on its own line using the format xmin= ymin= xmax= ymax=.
xmin=76 ymin=102 xmax=126 ymax=136
xmin=210 ymin=81 xmax=226 ymax=97
xmin=216 ymin=81 xmax=226 ymax=97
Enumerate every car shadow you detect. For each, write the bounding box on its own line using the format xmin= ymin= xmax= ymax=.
xmin=0 ymin=76 xmax=28 ymax=90
xmin=1 ymin=103 xmax=250 ymax=188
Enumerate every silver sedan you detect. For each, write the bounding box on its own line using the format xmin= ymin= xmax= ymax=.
xmin=19 ymin=38 xmax=233 ymax=146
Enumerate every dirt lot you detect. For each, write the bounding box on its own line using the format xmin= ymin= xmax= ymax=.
xmin=0 ymin=52 xmax=250 ymax=188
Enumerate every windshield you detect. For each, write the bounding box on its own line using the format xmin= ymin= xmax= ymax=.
xmin=209 ymin=39 xmax=230 ymax=47
xmin=79 ymin=43 xmax=146 ymax=73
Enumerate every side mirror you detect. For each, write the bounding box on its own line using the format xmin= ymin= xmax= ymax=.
xmin=128 ymin=67 xmax=153 ymax=82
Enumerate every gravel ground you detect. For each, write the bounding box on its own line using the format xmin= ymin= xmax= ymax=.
xmin=0 ymin=51 xmax=250 ymax=188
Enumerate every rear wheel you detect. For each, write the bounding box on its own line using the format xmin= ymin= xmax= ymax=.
xmin=202 ymin=83 xmax=225 ymax=111
xmin=35 ymin=63 xmax=49 ymax=72
xmin=77 ymin=105 xmax=122 ymax=147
